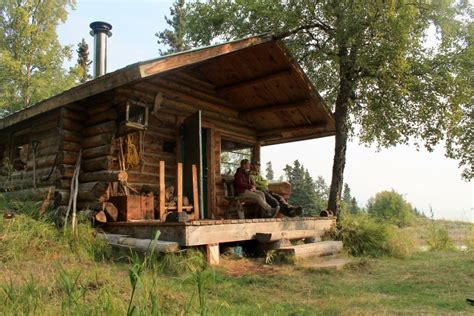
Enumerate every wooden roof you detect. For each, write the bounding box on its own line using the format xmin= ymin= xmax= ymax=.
xmin=0 ymin=34 xmax=335 ymax=144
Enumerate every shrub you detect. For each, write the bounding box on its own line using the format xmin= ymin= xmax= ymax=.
xmin=426 ymin=223 xmax=455 ymax=251
xmin=334 ymin=213 xmax=415 ymax=258
xmin=366 ymin=190 xmax=416 ymax=227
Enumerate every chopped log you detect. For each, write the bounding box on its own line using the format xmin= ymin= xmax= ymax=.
xmin=83 ymin=121 xmax=116 ymax=137
xmin=95 ymin=210 xmax=107 ymax=223
xmin=87 ymin=108 xmax=117 ymax=126
xmin=78 ymin=181 xmax=110 ymax=202
xmin=82 ymin=156 xmax=114 ymax=172
xmin=82 ymin=144 xmax=115 ymax=159
xmin=79 ymin=170 xmax=128 ymax=183
xmin=103 ymin=202 xmax=118 ymax=222
xmin=82 ymin=133 xmax=114 ymax=149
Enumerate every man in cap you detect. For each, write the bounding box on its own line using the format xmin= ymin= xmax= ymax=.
xmin=233 ymin=159 xmax=278 ymax=218
xmin=250 ymin=160 xmax=302 ymax=217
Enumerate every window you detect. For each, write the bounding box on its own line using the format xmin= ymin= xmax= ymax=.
xmin=220 ymin=139 xmax=252 ymax=175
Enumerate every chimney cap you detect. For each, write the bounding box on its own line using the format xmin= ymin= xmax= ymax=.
xmin=89 ymin=21 xmax=112 ymax=37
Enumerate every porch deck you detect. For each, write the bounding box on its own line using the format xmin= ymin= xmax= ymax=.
xmin=103 ymin=216 xmax=335 ymax=247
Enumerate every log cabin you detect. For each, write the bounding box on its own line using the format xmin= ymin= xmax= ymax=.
xmin=0 ymin=25 xmax=339 ymax=263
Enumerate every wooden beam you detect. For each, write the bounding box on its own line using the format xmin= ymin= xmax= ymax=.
xmin=216 ymin=68 xmax=292 ymax=94
xmin=192 ymin=164 xmax=200 ymax=220
xmin=177 ymin=162 xmax=183 ymax=213
xmin=257 ymin=122 xmax=327 ymax=139
xmin=239 ymin=99 xmax=310 ymax=120
xmin=159 ymin=160 xmax=165 ymax=221
xmin=139 ymin=34 xmax=273 ymax=77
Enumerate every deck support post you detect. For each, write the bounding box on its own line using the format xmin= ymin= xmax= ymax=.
xmin=159 ymin=161 xmax=166 ymax=221
xmin=206 ymin=243 xmax=220 ymax=266
xmin=192 ymin=164 xmax=199 ymax=220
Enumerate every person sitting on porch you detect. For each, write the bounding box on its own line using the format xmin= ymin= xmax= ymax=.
xmin=233 ymin=159 xmax=278 ymax=218
xmin=250 ymin=160 xmax=303 ymax=217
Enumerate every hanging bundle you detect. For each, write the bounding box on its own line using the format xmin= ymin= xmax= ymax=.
xmin=125 ymin=134 xmax=140 ymax=169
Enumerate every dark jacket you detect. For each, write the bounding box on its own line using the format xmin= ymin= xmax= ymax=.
xmin=233 ymin=167 xmax=254 ymax=195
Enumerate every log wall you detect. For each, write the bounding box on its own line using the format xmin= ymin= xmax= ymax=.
xmin=0 ymin=109 xmax=62 ymax=204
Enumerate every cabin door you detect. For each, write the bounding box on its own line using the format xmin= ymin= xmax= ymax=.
xmin=182 ymin=111 xmax=204 ymax=218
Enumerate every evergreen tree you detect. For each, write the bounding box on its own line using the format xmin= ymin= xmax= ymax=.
xmin=314 ymin=175 xmax=329 ymax=212
xmin=0 ymin=0 xmax=78 ymax=115
xmin=284 ymin=160 xmax=319 ymax=215
xmin=76 ymin=38 xmax=91 ymax=83
xmin=349 ymin=197 xmax=360 ymax=214
xmin=184 ymin=0 xmax=473 ymax=218
xmin=265 ymin=161 xmax=274 ymax=180
xmin=342 ymin=183 xmax=352 ymax=205
xmin=156 ymin=0 xmax=190 ymax=56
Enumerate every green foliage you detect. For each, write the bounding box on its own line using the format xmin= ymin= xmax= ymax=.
xmin=284 ymin=160 xmax=319 ymax=215
xmin=76 ymin=38 xmax=91 ymax=83
xmin=265 ymin=161 xmax=274 ymax=180
xmin=0 ymin=0 xmax=78 ymax=115
xmin=367 ymin=190 xmax=416 ymax=227
xmin=185 ymin=0 xmax=473 ymax=182
xmin=335 ymin=213 xmax=415 ymax=258
xmin=156 ymin=0 xmax=190 ymax=55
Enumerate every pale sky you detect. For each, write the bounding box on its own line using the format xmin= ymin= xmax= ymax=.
xmin=57 ymin=0 xmax=473 ymax=222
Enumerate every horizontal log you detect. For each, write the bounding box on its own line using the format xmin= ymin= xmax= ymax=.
xmin=82 ymin=132 xmax=114 ymax=149
xmin=82 ymin=155 xmax=115 ymax=172
xmin=78 ymin=181 xmax=110 ymax=202
xmin=61 ymin=107 xmax=86 ymax=122
xmin=83 ymin=121 xmax=116 ymax=137
xmin=83 ymin=144 xmax=115 ymax=159
xmin=102 ymin=234 xmax=179 ymax=253
xmin=80 ymin=170 xmax=128 ymax=183
xmin=1 ymin=186 xmax=55 ymax=202
xmin=86 ymin=102 xmax=113 ymax=116
xmin=62 ymin=118 xmax=83 ymax=132
xmin=62 ymin=130 xmax=82 ymax=143
xmin=255 ymin=230 xmax=321 ymax=243
xmin=57 ymin=164 xmax=75 ymax=178
xmin=87 ymin=108 xmax=117 ymax=126
xmin=63 ymin=141 xmax=82 ymax=153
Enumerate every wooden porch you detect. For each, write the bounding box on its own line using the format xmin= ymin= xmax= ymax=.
xmin=103 ymin=216 xmax=334 ymax=247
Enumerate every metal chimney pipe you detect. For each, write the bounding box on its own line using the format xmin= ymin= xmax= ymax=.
xmin=89 ymin=21 xmax=112 ymax=78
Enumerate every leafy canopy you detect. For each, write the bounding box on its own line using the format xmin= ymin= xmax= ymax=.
xmin=367 ymin=190 xmax=415 ymax=227
xmin=184 ymin=0 xmax=473 ymax=179
xmin=0 ymin=0 xmax=78 ymax=115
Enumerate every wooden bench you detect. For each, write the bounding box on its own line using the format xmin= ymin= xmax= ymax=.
xmin=222 ymin=178 xmax=257 ymax=219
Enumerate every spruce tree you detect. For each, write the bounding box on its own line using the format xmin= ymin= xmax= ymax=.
xmin=76 ymin=38 xmax=91 ymax=83
xmin=265 ymin=161 xmax=274 ymax=180
xmin=156 ymin=0 xmax=190 ymax=56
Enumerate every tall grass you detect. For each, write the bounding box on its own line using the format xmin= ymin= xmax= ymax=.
xmin=334 ymin=212 xmax=415 ymax=258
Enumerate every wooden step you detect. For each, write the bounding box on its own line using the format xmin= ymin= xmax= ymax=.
xmin=277 ymin=241 xmax=343 ymax=258
xmin=255 ymin=230 xmax=322 ymax=243
xmin=102 ymin=233 xmax=180 ymax=253
xmin=299 ymin=256 xmax=352 ymax=271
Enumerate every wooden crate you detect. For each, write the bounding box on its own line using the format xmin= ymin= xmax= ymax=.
xmin=109 ymin=195 xmax=154 ymax=221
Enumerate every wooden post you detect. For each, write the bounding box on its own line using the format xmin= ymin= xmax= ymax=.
xmin=159 ymin=161 xmax=165 ymax=221
xmin=206 ymin=243 xmax=220 ymax=266
xmin=177 ymin=162 xmax=183 ymax=213
xmin=192 ymin=164 xmax=199 ymax=220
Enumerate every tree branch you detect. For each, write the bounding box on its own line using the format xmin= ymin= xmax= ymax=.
xmin=274 ymin=21 xmax=334 ymax=41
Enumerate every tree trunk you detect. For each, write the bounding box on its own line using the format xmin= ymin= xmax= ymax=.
xmin=328 ymin=47 xmax=353 ymax=220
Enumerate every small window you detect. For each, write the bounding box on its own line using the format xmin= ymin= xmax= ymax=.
xmin=125 ymin=100 xmax=149 ymax=130
xmin=12 ymin=143 xmax=29 ymax=171
xmin=220 ymin=139 xmax=252 ymax=175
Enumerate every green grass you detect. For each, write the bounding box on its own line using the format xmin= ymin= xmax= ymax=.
xmin=0 ymin=205 xmax=473 ymax=314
